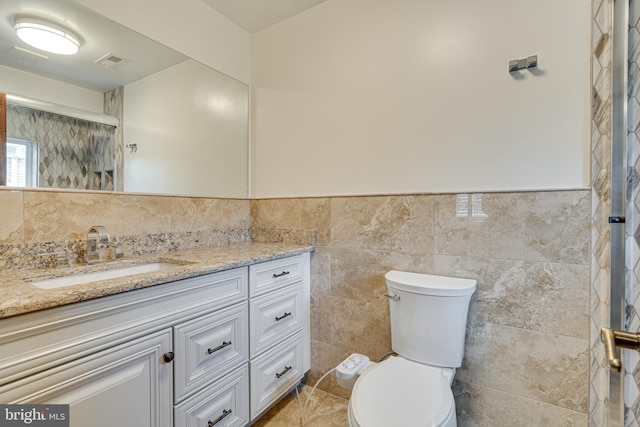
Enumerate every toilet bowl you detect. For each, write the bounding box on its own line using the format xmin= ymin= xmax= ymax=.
xmin=347 ymin=356 xmax=456 ymax=427
xmin=341 ymin=271 xmax=476 ymax=427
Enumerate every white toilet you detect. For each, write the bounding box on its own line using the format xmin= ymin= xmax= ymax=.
xmin=339 ymin=270 xmax=476 ymax=427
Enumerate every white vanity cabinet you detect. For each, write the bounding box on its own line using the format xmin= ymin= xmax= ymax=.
xmin=0 ymin=251 xmax=311 ymax=427
xmin=248 ymin=254 xmax=311 ymax=421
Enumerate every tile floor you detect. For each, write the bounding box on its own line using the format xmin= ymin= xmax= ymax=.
xmin=253 ymin=385 xmax=349 ymax=427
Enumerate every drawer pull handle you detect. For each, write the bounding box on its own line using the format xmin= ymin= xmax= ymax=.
xmin=207 ymin=409 xmax=232 ymax=426
xmin=207 ymin=341 xmax=232 ymax=355
xmin=162 ymin=352 xmax=174 ymax=363
xmin=275 ymin=366 xmax=292 ymax=379
xmin=273 ymin=271 xmax=290 ymax=278
xmin=275 ymin=312 xmax=292 ymax=322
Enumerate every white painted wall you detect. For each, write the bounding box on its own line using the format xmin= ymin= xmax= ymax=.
xmin=72 ymin=0 xmax=252 ymax=85
xmin=251 ymin=0 xmax=591 ymax=197
xmin=124 ymin=60 xmax=249 ymax=198
xmin=0 ymin=65 xmax=103 ymax=113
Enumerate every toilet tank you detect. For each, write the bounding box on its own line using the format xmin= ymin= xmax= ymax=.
xmin=385 ymin=271 xmax=476 ymax=368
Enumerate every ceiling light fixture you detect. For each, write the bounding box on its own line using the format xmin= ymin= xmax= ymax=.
xmin=13 ymin=17 xmax=80 ymax=55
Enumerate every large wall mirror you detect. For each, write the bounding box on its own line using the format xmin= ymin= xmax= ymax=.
xmin=0 ymin=0 xmax=249 ymax=198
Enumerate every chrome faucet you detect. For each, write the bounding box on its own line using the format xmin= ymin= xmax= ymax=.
xmin=86 ymin=226 xmax=110 ymax=264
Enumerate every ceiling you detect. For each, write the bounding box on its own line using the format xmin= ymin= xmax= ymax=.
xmin=0 ymin=0 xmax=186 ymax=92
xmin=201 ymin=0 xmax=329 ymax=33
xmin=0 ymin=0 xmax=329 ymax=93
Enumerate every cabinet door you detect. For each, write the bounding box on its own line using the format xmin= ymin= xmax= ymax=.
xmin=0 ymin=329 xmax=173 ymax=427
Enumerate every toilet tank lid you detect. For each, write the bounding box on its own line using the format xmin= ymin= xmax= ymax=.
xmin=385 ymin=270 xmax=477 ymax=296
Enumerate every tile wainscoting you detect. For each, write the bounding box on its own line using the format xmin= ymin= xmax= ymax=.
xmin=0 ymin=187 xmax=591 ymax=425
xmin=251 ymin=190 xmax=591 ymax=426
xmin=0 ymin=188 xmax=251 ymax=270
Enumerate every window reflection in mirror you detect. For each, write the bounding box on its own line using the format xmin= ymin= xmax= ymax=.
xmin=6 ymin=138 xmax=37 ymax=187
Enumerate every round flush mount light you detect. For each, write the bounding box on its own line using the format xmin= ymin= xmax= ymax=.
xmin=13 ymin=17 xmax=80 ymax=55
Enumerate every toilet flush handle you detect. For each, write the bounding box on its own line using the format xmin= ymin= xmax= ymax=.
xmin=384 ymin=294 xmax=400 ymax=302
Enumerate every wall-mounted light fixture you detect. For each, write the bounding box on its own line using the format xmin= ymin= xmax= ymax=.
xmin=13 ymin=17 xmax=80 ymax=55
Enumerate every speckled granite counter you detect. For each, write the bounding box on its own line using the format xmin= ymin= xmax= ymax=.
xmin=0 ymin=242 xmax=313 ymax=319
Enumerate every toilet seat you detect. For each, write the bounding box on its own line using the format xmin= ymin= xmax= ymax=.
xmin=349 ymin=357 xmax=455 ymax=427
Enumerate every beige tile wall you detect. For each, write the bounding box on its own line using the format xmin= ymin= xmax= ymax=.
xmin=251 ymin=190 xmax=591 ymax=426
xmin=0 ymin=187 xmax=591 ymax=425
xmin=0 ymin=187 xmax=251 ymax=270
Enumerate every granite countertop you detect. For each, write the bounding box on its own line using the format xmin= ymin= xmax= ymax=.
xmin=0 ymin=242 xmax=314 ymax=319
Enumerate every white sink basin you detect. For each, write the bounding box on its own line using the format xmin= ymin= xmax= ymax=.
xmin=30 ymin=262 xmax=179 ymax=289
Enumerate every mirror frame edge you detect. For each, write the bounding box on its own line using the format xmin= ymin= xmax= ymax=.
xmin=0 ymin=92 xmax=5 ymax=186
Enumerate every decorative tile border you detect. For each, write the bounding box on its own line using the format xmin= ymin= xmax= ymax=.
xmin=251 ymin=227 xmax=316 ymax=246
xmin=590 ymin=0 xmax=613 ymax=426
xmin=626 ymin=2 xmax=640 ymax=426
xmin=0 ymin=228 xmax=251 ymax=271
xmin=104 ymin=87 xmax=124 ymax=192
xmin=0 ymin=227 xmax=318 ymax=272
xmin=589 ymin=0 xmax=640 ymax=425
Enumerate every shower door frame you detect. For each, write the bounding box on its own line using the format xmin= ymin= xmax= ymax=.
xmin=610 ymin=1 xmax=628 ymax=426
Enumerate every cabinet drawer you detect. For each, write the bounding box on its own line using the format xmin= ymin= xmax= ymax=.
xmin=174 ymin=302 xmax=248 ymax=402
xmin=174 ymin=364 xmax=249 ymax=427
xmin=249 ymin=255 xmax=304 ymax=296
xmin=250 ymin=285 xmax=303 ymax=357
xmin=250 ymin=331 xmax=304 ymax=420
